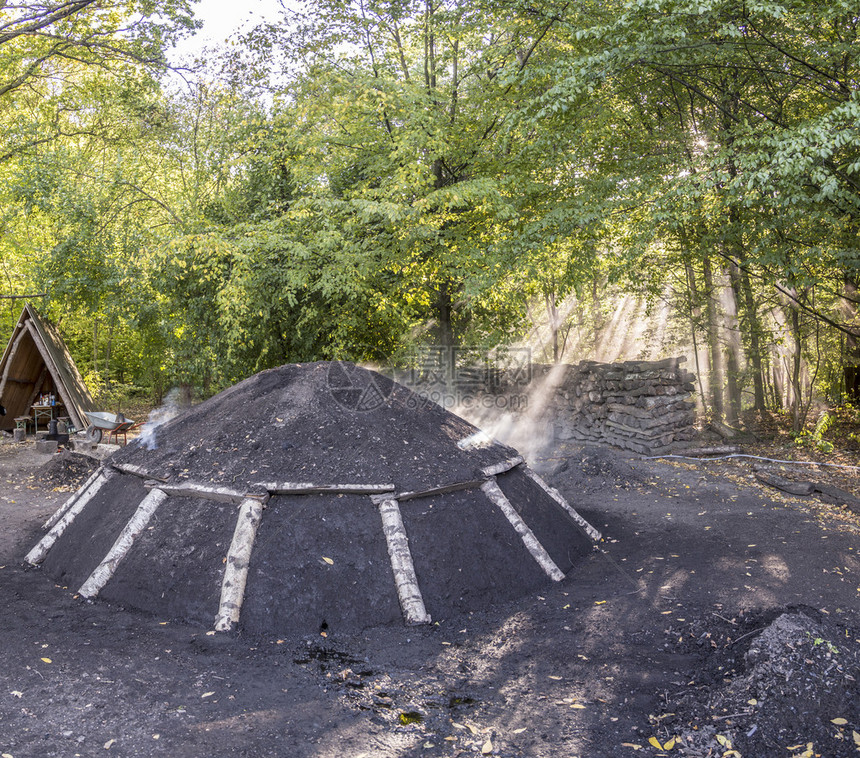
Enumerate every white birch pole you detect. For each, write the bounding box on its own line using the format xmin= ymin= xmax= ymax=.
xmin=27 ymin=469 xmax=115 ymax=565
xmin=214 ymin=497 xmax=265 ymax=632
xmin=481 ymin=456 xmax=524 ymax=477
xmin=521 ymin=467 xmax=602 ymax=542
xmin=42 ymin=466 xmax=105 ymax=530
xmin=77 ymin=488 xmax=169 ymax=598
xmin=377 ymin=497 xmax=431 ymax=625
xmin=480 ymin=478 xmax=565 ymax=582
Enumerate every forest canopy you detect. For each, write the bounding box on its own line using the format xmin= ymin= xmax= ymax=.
xmin=0 ymin=0 xmax=858 ymax=430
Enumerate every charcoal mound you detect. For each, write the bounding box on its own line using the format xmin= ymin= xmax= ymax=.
xmin=26 ymin=362 xmax=599 ymax=637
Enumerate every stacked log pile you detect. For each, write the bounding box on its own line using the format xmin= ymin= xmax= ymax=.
xmin=506 ymin=357 xmax=697 ymax=455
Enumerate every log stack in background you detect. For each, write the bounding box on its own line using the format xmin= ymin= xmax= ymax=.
xmin=503 ymin=357 xmax=697 ymax=455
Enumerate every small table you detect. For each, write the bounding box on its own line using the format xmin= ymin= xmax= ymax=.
xmin=32 ymin=404 xmax=56 ymax=432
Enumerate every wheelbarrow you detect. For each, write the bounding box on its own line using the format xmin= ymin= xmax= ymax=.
xmin=84 ymin=412 xmax=139 ymax=445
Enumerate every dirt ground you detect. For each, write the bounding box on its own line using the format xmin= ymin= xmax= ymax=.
xmin=1 ymin=434 xmax=859 ymax=758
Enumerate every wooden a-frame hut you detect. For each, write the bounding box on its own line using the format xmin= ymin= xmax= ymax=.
xmin=0 ymin=304 xmax=96 ymax=432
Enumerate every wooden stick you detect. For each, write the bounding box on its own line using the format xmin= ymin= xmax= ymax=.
xmin=378 ymin=479 xmax=484 ymax=504
xmin=377 ymin=497 xmax=431 ymax=625
xmin=77 ymin=488 xmax=169 ymax=599
xmin=480 ymin=478 xmax=566 ymax=582
xmin=481 ymin=456 xmax=524 ymax=478
xmin=521 ymin=467 xmax=602 ymax=542
xmin=145 ymin=480 xmax=249 ymax=504
xmin=258 ymin=482 xmax=395 ymax=495
xmin=112 ymin=463 xmax=169 ymax=482
xmin=214 ymin=498 xmax=265 ymax=632
xmin=26 ymin=469 xmax=116 ymax=565
xmin=42 ymin=465 xmax=105 ymax=530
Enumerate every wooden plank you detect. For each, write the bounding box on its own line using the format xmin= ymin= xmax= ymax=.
xmin=0 ymin=327 xmax=28 ymax=399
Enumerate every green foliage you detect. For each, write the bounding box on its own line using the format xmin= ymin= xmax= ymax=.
xmin=0 ymin=0 xmax=858 ymax=411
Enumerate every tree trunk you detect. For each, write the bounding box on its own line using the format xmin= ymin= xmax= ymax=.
xmin=92 ymin=318 xmax=99 ymax=379
xmin=702 ymin=252 xmax=725 ymax=421
xmin=788 ymin=301 xmax=803 ymax=431
xmin=545 ymin=291 xmax=561 ymax=364
xmin=436 ymin=279 xmax=455 ymax=384
xmin=737 ymin=264 xmax=767 ymax=410
xmin=721 ymin=264 xmax=742 ymax=426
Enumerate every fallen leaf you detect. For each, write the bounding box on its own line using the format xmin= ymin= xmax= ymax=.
xmin=716 ymin=734 xmax=732 ymax=748
xmin=201 ymin=691 xmax=215 ymax=698
xmin=104 ymin=738 xmax=115 ymax=749
xmin=512 ymin=728 xmax=526 ymax=734
xmin=40 ymin=657 xmax=51 ymax=664
xmin=595 ymin=600 xmax=607 ymax=605
xmin=831 ymin=717 xmax=848 ymax=725
xmin=481 ymin=739 xmax=493 ymax=754
xmin=663 ymin=737 xmax=676 ymax=749
xmin=852 ymin=730 xmax=860 ymax=746
xmin=621 ymin=743 xmax=642 ymax=750
xmin=322 ymin=556 xmax=334 ymax=565
xmin=570 ymin=703 xmax=586 ymax=709
xmin=548 ymin=675 xmax=562 ymax=680
xmin=648 ymin=736 xmax=663 ymax=750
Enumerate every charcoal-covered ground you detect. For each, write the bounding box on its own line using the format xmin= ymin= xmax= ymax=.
xmin=0 ymin=432 xmax=859 ymax=757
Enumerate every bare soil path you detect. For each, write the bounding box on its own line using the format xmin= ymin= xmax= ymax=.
xmin=0 ymin=438 xmax=858 ymax=757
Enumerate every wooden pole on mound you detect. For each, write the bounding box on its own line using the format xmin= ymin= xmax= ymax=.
xmin=521 ymin=467 xmax=602 ymax=542
xmin=480 ymin=478 xmax=566 ymax=582
xmin=375 ymin=496 xmax=431 ymax=626
xmin=78 ymin=488 xmax=169 ymax=599
xmin=26 ymin=469 xmax=116 ymax=565
xmin=214 ymin=497 xmax=266 ymax=632
xmin=42 ymin=466 xmax=106 ymax=530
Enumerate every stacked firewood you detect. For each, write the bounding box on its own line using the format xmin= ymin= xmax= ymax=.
xmin=542 ymin=358 xmax=697 ymax=455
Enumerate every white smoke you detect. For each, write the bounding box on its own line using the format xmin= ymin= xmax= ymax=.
xmin=137 ymin=388 xmax=183 ymax=451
